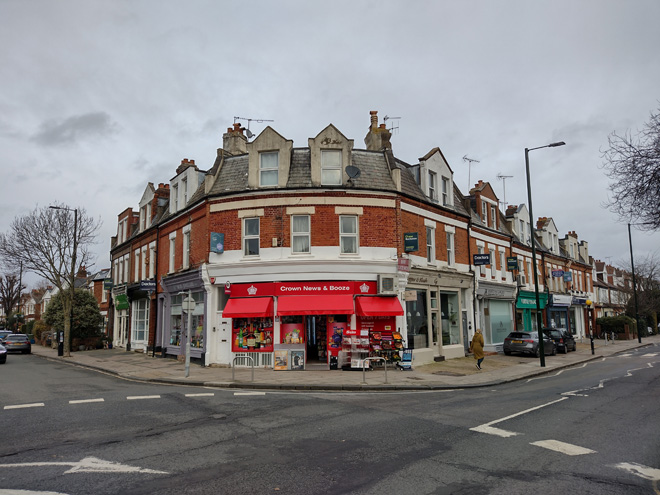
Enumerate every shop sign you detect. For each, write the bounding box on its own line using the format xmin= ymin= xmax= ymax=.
xmin=140 ymin=280 xmax=156 ymax=292
xmin=551 ymin=294 xmax=572 ymax=307
xmin=115 ymin=294 xmax=129 ymax=310
xmin=397 ymin=257 xmax=410 ymax=272
xmin=404 ymin=290 xmax=418 ymax=301
xmin=227 ymin=281 xmax=378 ymax=297
xmin=516 ymin=291 xmax=548 ymax=309
xmin=103 ymin=279 xmax=113 ymax=291
xmin=210 ymin=232 xmax=224 ymax=254
xmin=563 ymin=272 xmax=573 ymax=282
xmin=507 ymin=257 xmax=518 ymax=271
xmin=224 ymin=281 xmax=231 ymax=295
xmin=572 ymin=297 xmax=587 ymax=305
xmin=552 ymin=270 xmax=564 ymax=278
xmin=404 ymin=232 xmax=418 ymax=252
xmin=473 ymin=253 xmax=491 ymax=266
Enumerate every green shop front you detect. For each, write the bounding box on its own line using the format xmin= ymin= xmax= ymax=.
xmin=516 ymin=290 xmax=548 ymax=332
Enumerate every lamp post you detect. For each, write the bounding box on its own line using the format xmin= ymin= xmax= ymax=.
xmin=525 ymin=141 xmax=566 ymax=367
xmin=628 ymin=223 xmax=642 ymax=344
xmin=586 ymin=299 xmax=595 ymax=355
xmin=49 ymin=205 xmax=78 ymax=357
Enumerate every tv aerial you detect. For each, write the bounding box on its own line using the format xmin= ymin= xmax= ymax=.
xmin=496 ymin=172 xmax=513 ymax=211
xmin=233 ymin=116 xmax=274 ymax=139
xmin=383 ymin=115 xmax=401 ymax=134
xmin=463 ymin=155 xmax=480 ymax=191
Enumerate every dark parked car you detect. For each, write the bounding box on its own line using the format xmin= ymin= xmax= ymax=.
xmin=3 ymin=334 xmax=31 ymax=354
xmin=0 ymin=330 xmax=12 ymax=343
xmin=503 ymin=331 xmax=556 ymax=357
xmin=0 ymin=343 xmax=6 ymax=364
xmin=543 ymin=328 xmax=576 ymax=354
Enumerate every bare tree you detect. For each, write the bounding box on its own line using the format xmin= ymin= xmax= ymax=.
xmin=0 ymin=273 xmax=25 ymax=323
xmin=602 ymin=106 xmax=660 ymax=230
xmin=0 ymin=205 xmax=101 ymax=356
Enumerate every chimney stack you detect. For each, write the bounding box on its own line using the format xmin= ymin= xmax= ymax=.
xmin=364 ymin=110 xmax=392 ymax=151
xmin=223 ymin=123 xmax=248 ymax=155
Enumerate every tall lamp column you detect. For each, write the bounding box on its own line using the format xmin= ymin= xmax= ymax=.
xmin=525 ymin=141 xmax=566 ymax=367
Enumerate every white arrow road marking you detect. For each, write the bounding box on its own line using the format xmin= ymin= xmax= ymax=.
xmin=612 ymin=462 xmax=660 ymax=481
xmin=0 ymin=490 xmax=69 ymax=494
xmin=4 ymin=403 xmax=45 ymax=410
xmin=470 ymin=397 xmax=568 ymax=437
xmin=69 ymin=398 xmax=104 ymax=404
xmin=0 ymin=457 xmax=168 ymax=474
xmin=126 ymin=395 xmax=161 ymax=400
xmin=530 ymin=440 xmax=596 ymax=456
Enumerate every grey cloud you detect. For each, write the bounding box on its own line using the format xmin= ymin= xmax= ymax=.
xmin=31 ymin=112 xmax=118 ymax=147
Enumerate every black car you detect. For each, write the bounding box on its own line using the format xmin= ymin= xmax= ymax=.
xmin=543 ymin=328 xmax=577 ymax=354
xmin=503 ymin=331 xmax=556 ymax=357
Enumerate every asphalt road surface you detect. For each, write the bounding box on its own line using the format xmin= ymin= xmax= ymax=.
xmin=1 ymin=344 xmax=658 ymax=495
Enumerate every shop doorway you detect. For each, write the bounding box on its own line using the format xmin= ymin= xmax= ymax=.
xmin=306 ymin=315 xmax=328 ymax=362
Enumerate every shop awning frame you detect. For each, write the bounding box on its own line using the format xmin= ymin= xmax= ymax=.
xmin=355 ymin=296 xmax=404 ymax=317
xmin=222 ymin=297 xmax=274 ymax=318
xmin=277 ymin=295 xmax=355 ymax=316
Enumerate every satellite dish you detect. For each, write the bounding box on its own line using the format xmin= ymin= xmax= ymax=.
xmin=245 ymin=129 xmax=254 ymax=139
xmin=346 ymin=166 xmax=361 ymax=179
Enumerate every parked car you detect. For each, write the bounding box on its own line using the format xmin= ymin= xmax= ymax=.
xmin=0 ymin=343 xmax=6 ymax=364
xmin=543 ymin=328 xmax=576 ymax=354
xmin=0 ymin=330 xmax=12 ymax=343
xmin=3 ymin=334 xmax=31 ymax=354
xmin=503 ymin=331 xmax=556 ymax=357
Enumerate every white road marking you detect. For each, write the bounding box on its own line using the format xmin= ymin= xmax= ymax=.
xmin=69 ymin=398 xmax=105 ymax=404
xmin=185 ymin=393 xmax=214 ymax=397
xmin=234 ymin=392 xmax=266 ymax=396
xmin=612 ymin=462 xmax=660 ymax=481
xmin=530 ymin=440 xmax=596 ymax=456
xmin=0 ymin=490 xmax=69 ymax=494
xmin=0 ymin=456 xmax=168 ymax=474
xmin=126 ymin=395 xmax=161 ymax=400
xmin=642 ymin=353 xmax=658 ymax=357
xmin=470 ymin=397 xmax=568 ymax=436
xmin=4 ymin=403 xmax=45 ymax=410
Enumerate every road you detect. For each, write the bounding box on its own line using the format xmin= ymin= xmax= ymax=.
xmin=1 ymin=345 xmax=658 ymax=495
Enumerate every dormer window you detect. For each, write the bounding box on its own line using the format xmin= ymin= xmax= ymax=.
xmin=321 ymin=150 xmax=342 ymax=185
xmin=182 ymin=177 xmax=188 ymax=205
xmin=428 ymin=171 xmax=437 ymax=202
xmin=441 ymin=177 xmax=449 ymax=205
xmin=481 ymin=202 xmax=487 ymax=223
xmin=491 ymin=206 xmax=496 ymax=229
xmin=172 ymin=184 xmax=179 ymax=211
xmin=260 ymin=152 xmax=279 ymax=186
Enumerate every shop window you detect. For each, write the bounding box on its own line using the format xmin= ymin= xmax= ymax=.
xmin=169 ymin=292 xmax=205 ymax=349
xmin=406 ymin=290 xmax=428 ymax=349
xmin=292 ymin=215 xmax=310 ymax=254
xmin=232 ymin=317 xmax=274 ymax=352
xmin=488 ymin=300 xmax=513 ymax=344
xmin=243 ymin=217 xmax=260 ymax=256
xmin=440 ymin=292 xmax=460 ymax=345
xmin=131 ymin=298 xmax=149 ymax=343
xmin=340 ymin=215 xmax=358 ymax=254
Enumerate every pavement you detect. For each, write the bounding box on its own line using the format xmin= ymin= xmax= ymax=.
xmin=28 ymin=334 xmax=659 ymax=391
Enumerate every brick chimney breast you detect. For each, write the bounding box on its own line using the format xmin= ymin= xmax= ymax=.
xmin=364 ymin=110 xmax=392 ymax=151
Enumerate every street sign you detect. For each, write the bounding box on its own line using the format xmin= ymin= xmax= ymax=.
xmin=140 ymin=280 xmax=156 ymax=292
xmin=552 ymin=270 xmax=564 ymax=278
xmin=182 ymin=296 xmax=196 ymax=312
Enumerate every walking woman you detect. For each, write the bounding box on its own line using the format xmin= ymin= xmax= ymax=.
xmin=470 ymin=328 xmax=485 ymax=370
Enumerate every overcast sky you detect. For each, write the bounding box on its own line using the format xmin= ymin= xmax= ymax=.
xmin=2 ymin=0 xmax=659 ymax=286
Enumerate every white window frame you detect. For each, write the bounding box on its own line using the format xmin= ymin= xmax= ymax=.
xmin=123 ymin=254 xmax=129 ymax=283
xmin=428 ymin=171 xmax=437 ymax=202
xmin=243 ymin=217 xmax=260 ymax=257
xmin=441 ymin=176 xmax=449 ymax=205
xmin=172 ymin=183 xmax=179 ymax=212
xmin=169 ymin=232 xmax=177 ymax=273
xmin=489 ymin=248 xmax=496 ymax=279
xmin=141 ymin=246 xmax=147 ymax=281
xmin=491 ymin=206 xmax=497 ymax=229
xmin=339 ymin=215 xmax=358 ymax=254
xmin=500 ymin=251 xmax=505 ymax=279
xmin=182 ymin=177 xmax=188 ymax=205
xmin=131 ymin=298 xmax=149 ymax=343
xmin=446 ymin=231 xmax=454 ymax=266
xmin=148 ymin=242 xmax=156 ymax=279
xmin=426 ymin=226 xmax=435 ymax=263
xmin=259 ymin=151 xmax=279 ymax=187
xmin=291 ymin=215 xmax=310 ymax=254
xmin=183 ymin=225 xmax=191 ymax=269
xmin=481 ymin=202 xmax=487 ymax=223
xmin=134 ymin=251 xmax=140 ymax=282
xmin=321 ymin=150 xmax=342 ymax=185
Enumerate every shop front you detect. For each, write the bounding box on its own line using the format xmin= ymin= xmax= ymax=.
xmin=570 ymin=294 xmax=588 ymax=338
xmin=516 ymin=290 xmax=548 ymax=332
xmin=159 ymin=270 xmax=207 ymax=364
xmin=477 ymin=282 xmax=516 ymax=352
xmin=548 ymin=294 xmax=572 ymax=332
xmin=221 ymin=281 xmax=404 ymax=370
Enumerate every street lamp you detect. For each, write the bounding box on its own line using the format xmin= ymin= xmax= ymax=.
xmin=628 ymin=223 xmax=642 ymax=344
xmin=49 ymin=205 xmax=78 ymax=357
xmin=525 ymin=141 xmax=566 ymax=367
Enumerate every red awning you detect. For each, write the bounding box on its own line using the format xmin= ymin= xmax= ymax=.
xmin=222 ymin=297 xmax=273 ymax=318
xmin=355 ymin=296 xmax=404 ymax=317
xmin=277 ymin=295 xmax=355 ymax=316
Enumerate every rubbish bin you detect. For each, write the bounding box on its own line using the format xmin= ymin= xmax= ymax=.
xmin=329 ymin=356 xmax=338 ymax=370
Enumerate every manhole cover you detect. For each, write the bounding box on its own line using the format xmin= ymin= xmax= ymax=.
xmin=432 ymin=371 xmax=465 ymax=377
